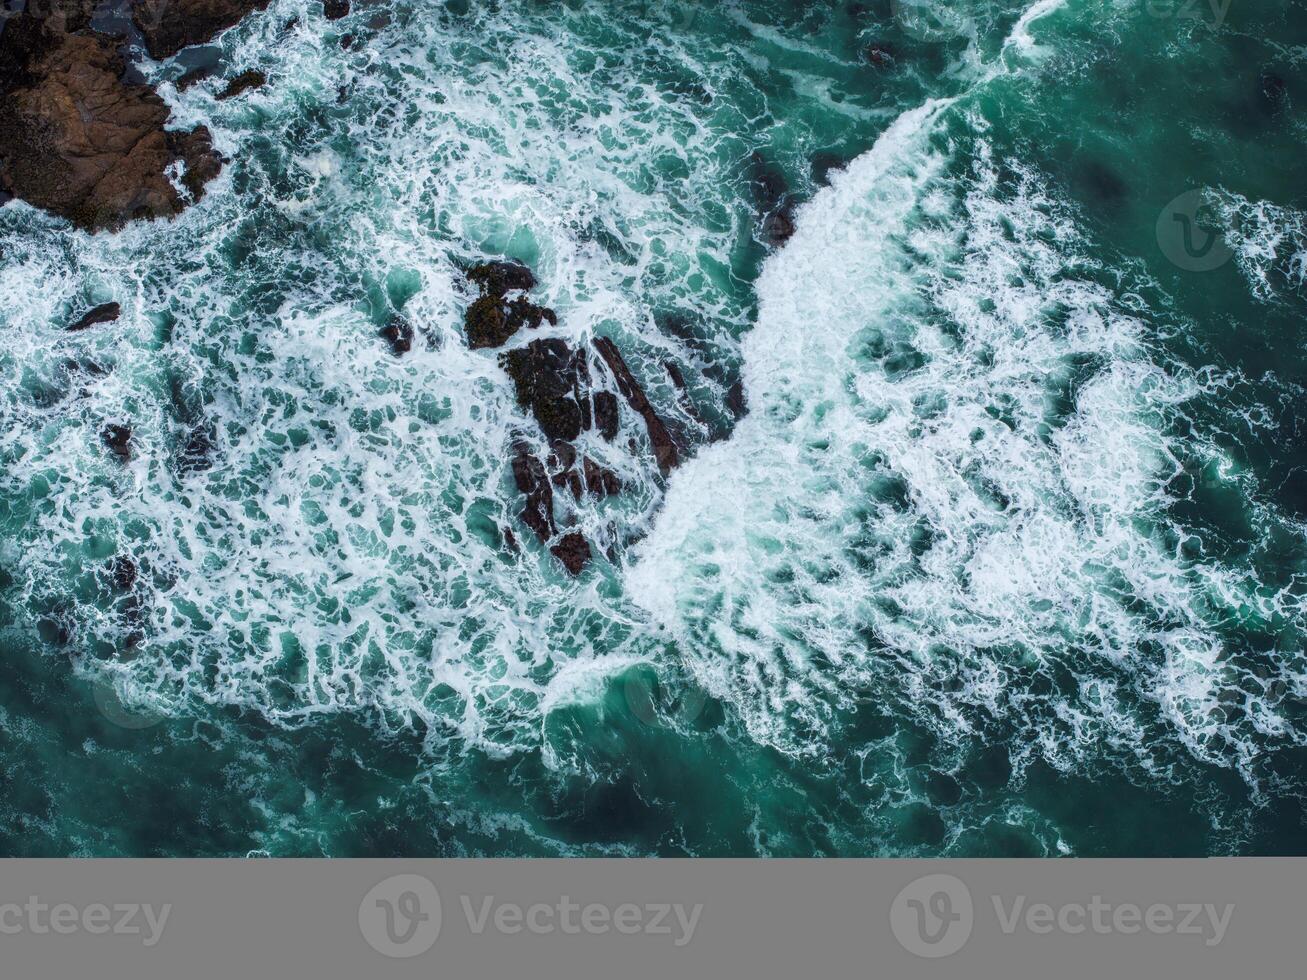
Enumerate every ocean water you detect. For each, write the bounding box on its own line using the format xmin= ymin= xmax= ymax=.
xmin=1 ymin=0 xmax=1306 ymax=856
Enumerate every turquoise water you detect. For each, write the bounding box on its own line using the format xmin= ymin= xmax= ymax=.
xmin=2 ymin=0 xmax=1306 ymax=855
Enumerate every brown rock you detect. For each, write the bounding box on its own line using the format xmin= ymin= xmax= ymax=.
xmin=0 ymin=16 xmax=223 ymax=232
xmin=467 ymin=260 xmax=536 ymax=296
xmin=593 ymin=337 xmax=680 ymax=474
xmin=550 ymin=532 xmax=591 ymax=576
xmin=380 ymin=314 xmax=413 ymax=355
xmin=582 ymin=456 xmax=621 ymax=498
xmin=175 ymin=66 xmax=215 ymax=91
xmin=132 ymin=0 xmax=273 ymax=61
xmin=593 ymin=390 xmax=619 ymax=440
xmin=511 ymin=441 xmax=555 ymax=542
xmin=501 ymin=339 xmax=590 ymax=443
xmin=217 ymin=69 xmax=266 ymax=100
xmin=67 ymin=302 xmax=120 ymax=331
xmin=464 ymin=262 xmax=555 ymax=349
xmin=101 ymin=423 xmax=132 ymax=462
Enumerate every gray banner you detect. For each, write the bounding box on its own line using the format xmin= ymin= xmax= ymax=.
xmin=0 ymin=859 xmax=1300 ymax=977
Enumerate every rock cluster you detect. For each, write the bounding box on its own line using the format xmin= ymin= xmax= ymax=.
xmin=464 ymin=262 xmax=679 ymax=575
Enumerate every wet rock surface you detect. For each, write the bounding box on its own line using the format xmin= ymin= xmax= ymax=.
xmin=750 ymin=151 xmax=797 ymax=246
xmin=217 ymin=68 xmax=266 ymax=100
xmin=101 ymin=423 xmax=133 ymax=462
xmin=594 ymin=336 xmax=680 ymax=474
xmin=464 ymin=261 xmax=556 ymax=349
xmin=380 ymin=314 xmax=414 ymax=355
xmin=67 ymin=302 xmax=121 ymax=331
xmin=0 ymin=2 xmax=224 ymax=232
xmin=501 ymin=338 xmax=591 ymax=443
xmin=549 ymin=532 xmax=591 ymax=576
xmin=132 ymin=0 xmax=271 ymax=61
xmin=478 ymin=262 xmax=688 ymax=574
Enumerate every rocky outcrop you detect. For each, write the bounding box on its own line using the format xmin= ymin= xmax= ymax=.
xmin=469 ymin=262 xmax=683 ymax=575
xmin=749 ymin=151 xmax=796 ymax=246
xmin=132 ymin=0 xmax=272 ymax=61
xmin=101 ymin=423 xmax=133 ymax=462
xmin=593 ymin=390 xmax=619 ymax=441
xmin=464 ymin=261 xmax=556 ymax=349
xmin=593 ymin=337 xmax=680 ymax=474
xmin=0 ymin=5 xmax=223 ymax=232
xmin=380 ymin=314 xmax=414 ymax=356
xmin=511 ymin=440 xmax=556 ymax=542
xmin=67 ymin=302 xmax=121 ymax=331
xmin=550 ymin=532 xmax=591 ymax=576
xmin=501 ymin=339 xmax=592 ymax=443
xmin=217 ymin=69 xmax=266 ymax=101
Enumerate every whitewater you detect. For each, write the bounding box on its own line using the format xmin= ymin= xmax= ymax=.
xmin=1 ymin=0 xmax=1305 ymax=856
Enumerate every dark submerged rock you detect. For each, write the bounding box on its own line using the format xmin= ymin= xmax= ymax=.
xmin=862 ymin=42 xmax=895 ymax=67
xmin=1080 ymin=161 xmax=1128 ymax=206
xmin=593 ymin=390 xmax=620 ymax=441
xmin=1259 ymin=70 xmax=1289 ymax=115
xmin=323 ymin=0 xmax=351 ymax=20
xmin=132 ymin=0 xmax=273 ymax=61
xmin=217 ymin=69 xmax=265 ymax=100
xmin=811 ymin=151 xmax=847 ymax=186
xmin=101 ymin=423 xmax=132 ymax=462
xmin=380 ymin=314 xmax=414 ymax=355
xmin=593 ymin=337 xmax=679 ymax=474
xmin=110 ymin=555 xmax=137 ymax=591
xmin=0 ymin=6 xmax=224 ymax=232
xmin=67 ymin=302 xmax=121 ymax=332
xmin=726 ymin=379 xmax=747 ymax=419
xmin=178 ymin=425 xmax=215 ymax=474
xmin=749 ymin=151 xmax=797 ymax=246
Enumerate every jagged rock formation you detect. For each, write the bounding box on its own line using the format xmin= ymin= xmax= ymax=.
xmin=464 ymin=260 xmax=557 ymax=349
xmin=132 ymin=0 xmax=271 ymax=60
xmin=0 ymin=1 xmax=224 ymax=232
xmin=463 ymin=262 xmax=683 ymax=576
xmin=67 ymin=302 xmax=121 ymax=331
xmin=594 ymin=337 xmax=680 ymax=475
